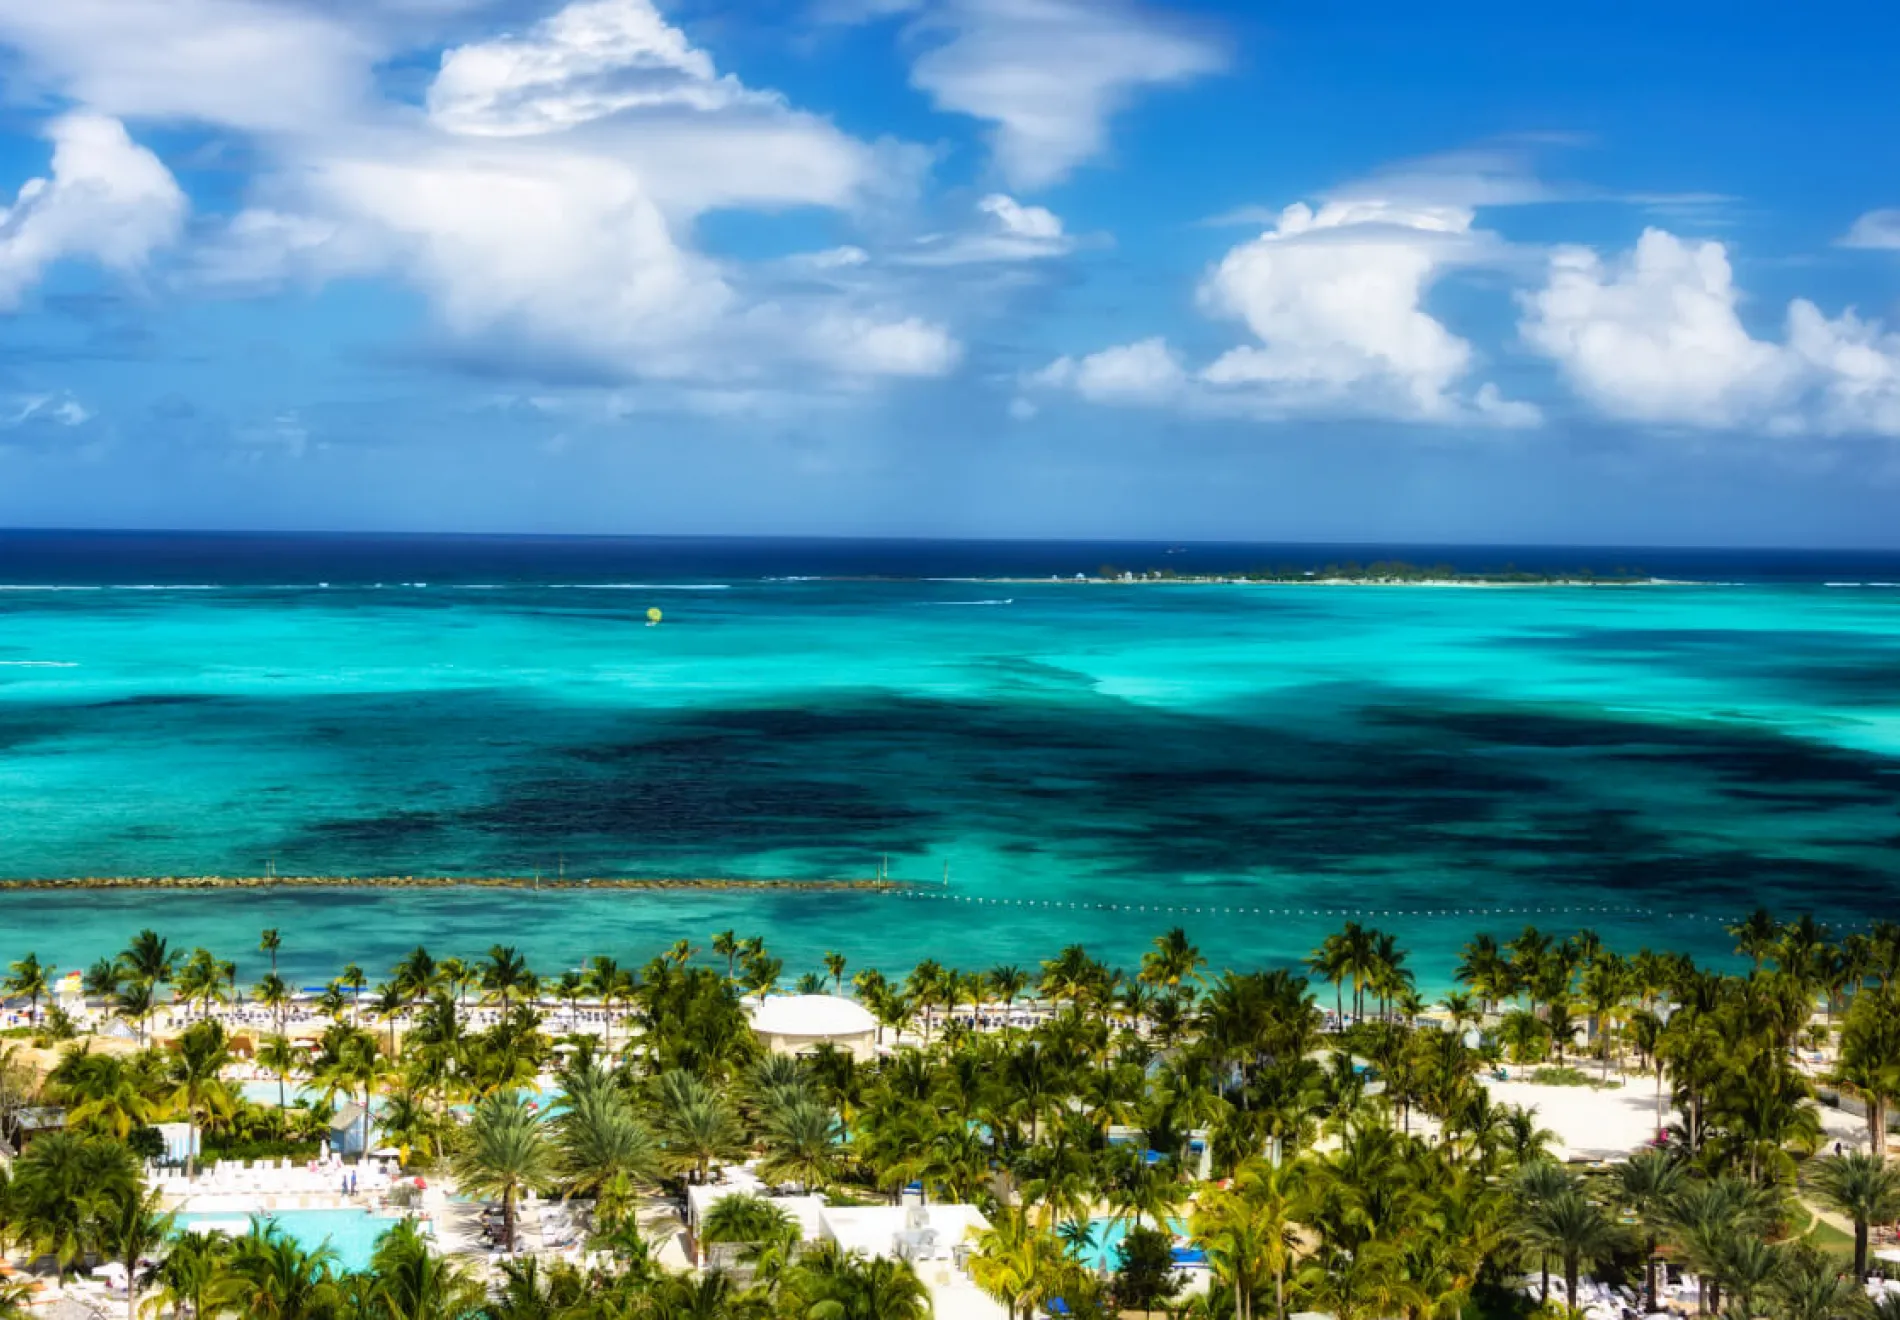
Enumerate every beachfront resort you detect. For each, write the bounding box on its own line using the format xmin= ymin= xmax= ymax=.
xmin=2 ymin=915 xmax=1898 ymax=1320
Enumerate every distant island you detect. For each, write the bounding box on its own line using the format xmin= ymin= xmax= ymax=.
xmin=1017 ymin=559 xmax=1670 ymax=586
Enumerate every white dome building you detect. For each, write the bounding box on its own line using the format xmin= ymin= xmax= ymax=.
xmin=751 ymin=994 xmax=879 ymax=1061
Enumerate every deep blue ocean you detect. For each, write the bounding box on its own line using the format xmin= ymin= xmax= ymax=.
xmin=2 ymin=530 xmax=1897 ymax=989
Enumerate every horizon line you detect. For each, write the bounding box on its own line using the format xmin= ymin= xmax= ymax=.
xmin=4 ymin=526 xmax=1900 ymax=556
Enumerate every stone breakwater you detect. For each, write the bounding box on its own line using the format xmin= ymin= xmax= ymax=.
xmin=0 ymin=874 xmax=912 ymax=893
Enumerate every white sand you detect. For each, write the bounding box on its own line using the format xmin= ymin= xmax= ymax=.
xmin=1479 ymin=1072 xmax=1872 ymax=1162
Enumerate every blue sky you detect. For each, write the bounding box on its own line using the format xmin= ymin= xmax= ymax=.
xmin=1 ymin=0 xmax=1898 ymax=545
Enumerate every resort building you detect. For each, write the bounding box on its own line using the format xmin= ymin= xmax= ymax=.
xmin=749 ymin=994 xmax=879 ymax=1061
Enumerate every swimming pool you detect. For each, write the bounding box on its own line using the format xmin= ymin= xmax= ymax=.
xmin=175 ymin=1209 xmax=406 ymax=1273
xmin=1069 ymin=1217 xmax=1199 ymax=1273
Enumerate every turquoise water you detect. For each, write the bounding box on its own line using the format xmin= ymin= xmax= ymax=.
xmin=3 ymin=534 xmax=1899 ymax=990
xmin=174 ymin=1209 xmax=399 ymax=1272
xmin=1073 ymin=1217 xmax=1192 ymax=1272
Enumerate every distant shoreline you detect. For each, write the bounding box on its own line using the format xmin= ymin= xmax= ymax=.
xmin=981 ymin=574 xmax=1682 ymax=588
xmin=0 ymin=875 xmax=912 ymax=893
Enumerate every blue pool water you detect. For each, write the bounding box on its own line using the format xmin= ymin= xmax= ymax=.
xmin=1072 ymin=1217 xmax=1193 ymax=1272
xmin=175 ymin=1209 xmax=403 ymax=1273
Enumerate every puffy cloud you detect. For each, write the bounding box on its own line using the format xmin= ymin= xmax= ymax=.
xmin=1034 ymin=198 xmax=1531 ymax=426
xmin=0 ymin=0 xmax=371 ymax=134
xmin=1196 ymin=200 xmax=1488 ymax=419
xmin=156 ymin=0 xmax=955 ymax=386
xmin=907 ymin=0 xmax=1225 ymax=188
xmin=427 ymin=0 xmax=768 ymax=136
xmin=1841 ymin=209 xmax=1900 ymax=251
xmin=0 ymin=113 xmax=187 ymax=309
xmin=1035 ymin=338 xmax=1186 ymax=404
xmin=307 ymin=142 xmax=733 ymax=375
xmin=1783 ymin=303 xmax=1900 ymax=438
xmin=895 ymin=192 xmax=1077 ymax=266
xmin=979 ymin=193 xmax=1062 ymax=240
xmin=812 ymin=315 xmax=964 ymax=377
xmin=1519 ymin=230 xmax=1790 ymax=428
xmin=1521 ymin=228 xmax=1900 ymax=437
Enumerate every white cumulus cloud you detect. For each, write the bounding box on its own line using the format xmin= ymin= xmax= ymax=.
xmin=0 ymin=0 xmax=371 ymax=135
xmin=979 ymin=193 xmax=1063 ymax=240
xmin=1032 ymin=197 xmax=1535 ymax=427
xmin=906 ymin=0 xmax=1225 ymax=189
xmin=167 ymin=0 xmax=956 ymax=386
xmin=1035 ymin=338 xmax=1186 ymax=404
xmin=427 ymin=0 xmax=768 ymax=136
xmin=1196 ymin=200 xmax=1491 ymax=419
xmin=1521 ymin=227 xmax=1900 ymax=437
xmin=1841 ymin=209 xmax=1900 ymax=251
xmin=0 ymin=113 xmax=187 ymax=310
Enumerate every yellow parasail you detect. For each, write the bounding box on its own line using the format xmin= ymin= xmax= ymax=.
xmin=647 ymin=607 xmax=663 ymax=625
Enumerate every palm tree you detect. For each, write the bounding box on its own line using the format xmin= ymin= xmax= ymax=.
xmin=657 ymin=1071 xmax=746 ymax=1185
xmin=164 ymin=1020 xmax=236 ymax=1178
xmin=368 ymin=1217 xmax=485 ymax=1320
xmin=258 ymin=1033 xmax=300 ymax=1127
xmin=1617 ymin=1148 xmax=1684 ymax=1312
xmin=971 ymin=1206 xmax=1066 ymax=1320
xmin=172 ymin=948 xmax=222 ymax=1020
xmin=1545 ymin=1000 xmax=1580 ymax=1065
xmin=113 ymin=979 xmax=158 ymax=1046
xmin=227 ymin=1220 xmax=340 ymax=1320
xmin=1810 ymin=1151 xmax=1900 ymax=1281
xmin=482 ymin=945 xmax=536 ymax=1011
xmin=1835 ymin=985 xmax=1900 ymax=1157
xmin=758 ymin=1095 xmax=839 ymax=1192
xmin=91 ymin=1184 xmax=174 ymax=1320
xmin=313 ymin=1029 xmax=385 ymax=1162
xmin=451 ymin=1090 xmax=554 ymax=1252
xmin=7 ymin=1130 xmax=138 ymax=1280
xmin=339 ymin=963 xmax=366 ymax=1025
xmin=1710 ymin=1235 xmax=1785 ymax=1320
xmin=1713 ymin=1063 xmax=1821 ymax=1184
xmin=699 ymin=1193 xmax=799 ymax=1280
xmin=120 ymin=929 xmax=175 ymax=991
xmin=1141 ymin=927 xmax=1207 ymax=994
xmin=1192 ymin=1158 xmax=1303 ymax=1320
xmin=83 ymin=956 xmax=122 ymax=1003
xmin=1727 ymin=909 xmax=1780 ymax=970
xmin=254 ymin=972 xmax=292 ymax=1043
xmin=1523 ymin=1185 xmax=1620 ymax=1314
xmin=553 ymin=1068 xmax=657 ymax=1200
xmin=1773 ymin=1246 xmax=1866 ymax=1320
xmin=1455 ymin=933 xmax=1511 ymax=1016
xmin=987 ymin=966 xmax=1031 ymax=1017
xmin=741 ymin=953 xmax=784 ymax=1007
xmin=4 ymin=953 xmax=52 ymax=1027
xmin=148 ymin=1230 xmax=237 ymax=1320
xmin=1307 ymin=931 xmax=1351 ymax=1025
xmin=713 ymin=930 xmax=740 ymax=984
xmin=49 ymin=1048 xmax=159 ymax=1138
xmin=585 ymin=956 xmax=635 ymax=1055
xmin=260 ymin=928 xmax=281 ymax=978
xmin=790 ymin=1242 xmax=933 ymax=1320
xmin=823 ymin=951 xmax=847 ymax=995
